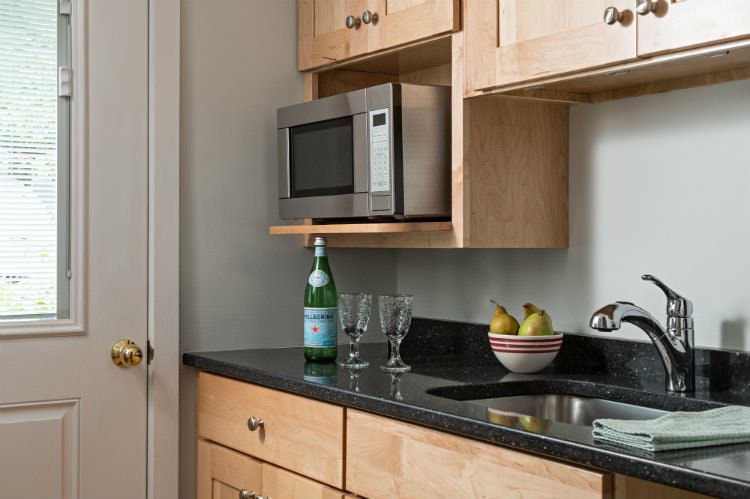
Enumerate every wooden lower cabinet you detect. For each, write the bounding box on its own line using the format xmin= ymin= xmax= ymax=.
xmin=197 ymin=374 xmax=712 ymax=499
xmin=262 ymin=463 xmax=347 ymax=499
xmin=198 ymin=440 xmax=347 ymax=499
xmin=346 ymin=409 xmax=610 ymax=499
xmin=198 ymin=440 xmax=262 ymax=499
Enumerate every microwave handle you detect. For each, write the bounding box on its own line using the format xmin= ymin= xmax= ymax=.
xmin=353 ymin=114 xmax=368 ymax=193
xmin=277 ymin=128 xmax=290 ymax=199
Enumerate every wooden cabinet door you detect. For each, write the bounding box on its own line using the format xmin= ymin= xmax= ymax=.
xmin=299 ymin=0 xmax=458 ymax=70
xmin=261 ymin=463 xmax=347 ymax=499
xmin=346 ymin=409 xmax=611 ymax=499
xmin=299 ymin=0 xmax=367 ymax=70
xmin=363 ymin=0 xmax=459 ymax=53
xmin=197 ymin=440 xmax=262 ymax=499
xmin=638 ymin=0 xmax=750 ymax=57
xmin=466 ymin=0 xmax=637 ymax=92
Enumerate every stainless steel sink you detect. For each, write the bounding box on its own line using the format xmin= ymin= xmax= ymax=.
xmin=470 ymin=394 xmax=668 ymax=426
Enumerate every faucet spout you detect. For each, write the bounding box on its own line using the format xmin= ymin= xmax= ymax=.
xmin=590 ymin=300 xmax=695 ymax=392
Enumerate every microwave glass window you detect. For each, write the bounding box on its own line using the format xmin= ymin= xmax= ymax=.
xmin=290 ymin=116 xmax=354 ymax=197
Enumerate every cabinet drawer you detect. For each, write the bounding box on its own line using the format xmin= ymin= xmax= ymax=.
xmin=262 ymin=463 xmax=347 ymax=499
xmin=197 ymin=440 xmax=262 ymax=499
xmin=198 ymin=372 xmax=344 ymax=488
xmin=346 ymin=409 xmax=612 ymax=499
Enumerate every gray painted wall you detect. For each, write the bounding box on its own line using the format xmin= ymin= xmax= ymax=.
xmin=398 ymin=78 xmax=750 ymax=351
xmin=179 ymin=2 xmax=395 ymax=496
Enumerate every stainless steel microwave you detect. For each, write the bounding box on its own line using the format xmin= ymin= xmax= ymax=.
xmin=276 ymin=83 xmax=451 ymax=221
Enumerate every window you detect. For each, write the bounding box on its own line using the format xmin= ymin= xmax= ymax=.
xmin=0 ymin=0 xmax=70 ymax=321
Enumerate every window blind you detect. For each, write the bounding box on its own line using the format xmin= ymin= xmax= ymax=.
xmin=0 ymin=0 xmax=63 ymax=319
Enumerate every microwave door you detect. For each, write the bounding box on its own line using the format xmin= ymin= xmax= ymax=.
xmin=278 ymin=114 xmax=369 ymax=220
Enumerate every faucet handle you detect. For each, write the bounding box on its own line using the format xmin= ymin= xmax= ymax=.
xmin=642 ymin=275 xmax=693 ymax=318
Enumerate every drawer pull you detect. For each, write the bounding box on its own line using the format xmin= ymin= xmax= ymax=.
xmin=345 ymin=15 xmax=361 ymax=29
xmin=636 ymin=0 xmax=658 ymax=16
xmin=362 ymin=10 xmax=378 ymax=25
xmin=238 ymin=490 xmax=257 ymax=499
xmin=247 ymin=416 xmax=265 ymax=432
xmin=603 ymin=6 xmax=626 ymax=25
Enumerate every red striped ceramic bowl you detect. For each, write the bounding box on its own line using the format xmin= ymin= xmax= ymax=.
xmin=487 ymin=332 xmax=564 ymax=373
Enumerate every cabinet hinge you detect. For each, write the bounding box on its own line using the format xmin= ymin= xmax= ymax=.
xmin=59 ymin=0 xmax=71 ymax=15
xmin=58 ymin=66 xmax=73 ymax=97
xmin=147 ymin=340 xmax=155 ymax=364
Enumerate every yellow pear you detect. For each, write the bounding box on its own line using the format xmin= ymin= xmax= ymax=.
xmin=489 ymin=300 xmax=519 ymax=335
xmin=522 ymin=302 xmax=543 ymax=319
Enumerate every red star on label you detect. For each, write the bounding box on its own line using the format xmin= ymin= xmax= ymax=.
xmin=312 ymin=325 xmax=319 ymax=333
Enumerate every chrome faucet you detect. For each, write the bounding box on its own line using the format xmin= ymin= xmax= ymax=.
xmin=590 ymin=275 xmax=695 ymax=392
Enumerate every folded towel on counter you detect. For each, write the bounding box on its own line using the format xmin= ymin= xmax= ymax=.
xmin=593 ymin=406 xmax=750 ymax=452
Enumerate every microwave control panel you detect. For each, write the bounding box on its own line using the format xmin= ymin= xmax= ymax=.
xmin=369 ymin=108 xmax=391 ymax=194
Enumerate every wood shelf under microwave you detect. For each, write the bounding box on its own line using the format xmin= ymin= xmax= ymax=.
xmin=269 ymin=221 xmax=456 ymax=248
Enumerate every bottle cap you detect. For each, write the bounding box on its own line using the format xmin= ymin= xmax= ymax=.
xmin=313 ymin=236 xmax=327 ymax=246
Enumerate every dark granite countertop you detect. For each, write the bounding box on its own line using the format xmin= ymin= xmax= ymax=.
xmin=184 ymin=318 xmax=750 ymax=498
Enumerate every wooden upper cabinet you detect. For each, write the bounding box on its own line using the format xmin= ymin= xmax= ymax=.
xmin=637 ymin=0 xmax=750 ymax=57
xmin=466 ymin=0 xmax=638 ymax=92
xmin=299 ymin=0 xmax=459 ymax=70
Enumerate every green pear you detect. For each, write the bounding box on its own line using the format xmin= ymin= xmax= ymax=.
xmin=518 ymin=310 xmax=554 ymax=336
xmin=489 ymin=300 xmax=519 ymax=335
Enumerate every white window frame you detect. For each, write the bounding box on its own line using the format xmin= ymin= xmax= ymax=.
xmin=0 ymin=0 xmax=87 ymax=337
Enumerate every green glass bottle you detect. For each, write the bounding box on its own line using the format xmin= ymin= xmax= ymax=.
xmin=304 ymin=236 xmax=338 ymax=361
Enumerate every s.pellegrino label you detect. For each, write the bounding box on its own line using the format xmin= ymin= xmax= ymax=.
xmin=304 ymin=307 xmax=337 ymax=347
xmin=304 ymin=237 xmax=338 ymax=362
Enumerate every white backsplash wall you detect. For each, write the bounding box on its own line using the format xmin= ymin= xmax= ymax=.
xmin=397 ymin=79 xmax=750 ymax=351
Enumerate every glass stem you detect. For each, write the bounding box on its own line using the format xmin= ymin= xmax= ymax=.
xmin=389 ymin=339 xmax=402 ymax=363
xmin=349 ymin=337 xmax=360 ymax=360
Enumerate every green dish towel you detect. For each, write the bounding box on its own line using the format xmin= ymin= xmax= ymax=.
xmin=592 ymin=406 xmax=750 ymax=452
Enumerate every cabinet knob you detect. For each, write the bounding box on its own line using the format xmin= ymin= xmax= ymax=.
xmin=603 ymin=6 xmax=626 ymax=25
xmin=238 ymin=490 xmax=257 ymax=499
xmin=345 ymin=15 xmax=361 ymax=29
xmin=636 ymin=0 xmax=659 ymax=15
xmin=247 ymin=416 xmax=264 ymax=431
xmin=362 ymin=10 xmax=379 ymax=25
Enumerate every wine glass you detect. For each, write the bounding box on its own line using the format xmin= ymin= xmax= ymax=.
xmin=378 ymin=294 xmax=414 ymax=372
xmin=338 ymin=292 xmax=372 ymax=368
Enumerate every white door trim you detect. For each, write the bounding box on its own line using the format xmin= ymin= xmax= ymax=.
xmin=147 ymin=0 xmax=180 ymax=498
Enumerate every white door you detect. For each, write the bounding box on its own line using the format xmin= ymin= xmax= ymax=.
xmin=0 ymin=0 xmax=149 ymax=498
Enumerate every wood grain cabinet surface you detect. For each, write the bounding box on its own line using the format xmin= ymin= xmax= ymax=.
xmin=298 ymin=0 xmax=459 ymax=70
xmin=466 ymin=0 xmax=638 ymax=92
xmin=346 ymin=409 xmax=612 ymax=499
xmin=637 ymin=0 xmax=750 ymax=57
xmin=197 ymin=372 xmax=345 ymax=488
xmin=197 ymin=440 xmax=262 ymax=499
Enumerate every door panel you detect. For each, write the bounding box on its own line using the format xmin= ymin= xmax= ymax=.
xmin=299 ymin=0 xmax=458 ymax=70
xmin=366 ymin=0 xmax=458 ymax=54
xmin=300 ymin=0 xmax=367 ymax=70
xmin=261 ymin=463 xmax=346 ymax=499
xmin=638 ymin=0 xmax=750 ymax=57
xmin=0 ymin=0 xmax=149 ymax=497
xmin=467 ymin=0 xmax=637 ymax=91
xmin=0 ymin=401 xmax=78 ymax=499
xmin=197 ymin=440 xmax=263 ymax=499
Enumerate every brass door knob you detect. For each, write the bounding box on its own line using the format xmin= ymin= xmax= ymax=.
xmin=603 ymin=6 xmax=626 ymax=25
xmin=111 ymin=339 xmax=143 ymax=367
xmin=238 ymin=490 xmax=257 ymax=499
xmin=636 ymin=0 xmax=658 ymax=15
